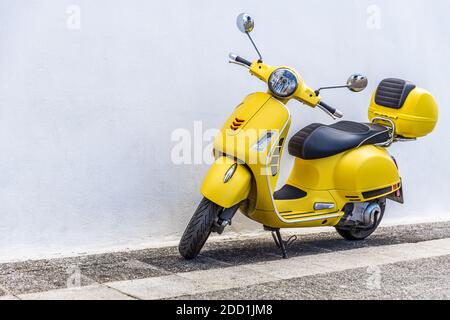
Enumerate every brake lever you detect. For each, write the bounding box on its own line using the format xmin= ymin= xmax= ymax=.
xmin=228 ymin=53 xmax=250 ymax=69
xmin=228 ymin=60 xmax=250 ymax=69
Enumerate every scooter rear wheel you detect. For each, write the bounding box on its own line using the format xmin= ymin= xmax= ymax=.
xmin=335 ymin=198 xmax=386 ymax=241
xmin=179 ymin=197 xmax=221 ymax=260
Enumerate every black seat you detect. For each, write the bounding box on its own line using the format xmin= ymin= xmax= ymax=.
xmin=288 ymin=121 xmax=390 ymax=160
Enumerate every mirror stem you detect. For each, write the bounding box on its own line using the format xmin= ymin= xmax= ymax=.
xmin=246 ymin=32 xmax=263 ymax=62
xmin=315 ymin=85 xmax=349 ymax=96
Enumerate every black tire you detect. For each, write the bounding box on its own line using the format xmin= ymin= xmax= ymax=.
xmin=335 ymin=198 xmax=386 ymax=241
xmin=179 ymin=198 xmax=221 ymax=260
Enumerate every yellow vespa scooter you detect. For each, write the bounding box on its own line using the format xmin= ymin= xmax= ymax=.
xmin=179 ymin=13 xmax=438 ymax=259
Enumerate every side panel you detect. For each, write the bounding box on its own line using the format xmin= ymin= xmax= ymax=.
xmin=287 ymin=145 xmax=401 ymax=215
xmin=201 ymin=157 xmax=252 ymax=209
xmin=334 ymin=145 xmax=400 ymax=192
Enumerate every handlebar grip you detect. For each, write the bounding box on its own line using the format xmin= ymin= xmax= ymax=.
xmin=229 ymin=53 xmax=252 ymax=67
xmin=236 ymin=56 xmax=252 ymax=67
xmin=318 ymin=101 xmax=344 ymax=119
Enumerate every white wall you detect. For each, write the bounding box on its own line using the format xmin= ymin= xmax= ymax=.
xmin=1 ymin=0 xmax=449 ymax=260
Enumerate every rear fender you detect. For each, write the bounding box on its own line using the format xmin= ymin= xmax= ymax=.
xmin=201 ymin=157 xmax=252 ymax=209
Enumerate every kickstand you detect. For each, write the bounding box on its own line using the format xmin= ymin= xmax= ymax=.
xmin=271 ymin=229 xmax=297 ymax=259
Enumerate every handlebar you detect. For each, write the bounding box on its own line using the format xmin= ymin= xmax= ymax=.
xmin=317 ymin=101 xmax=344 ymax=119
xmin=228 ymin=53 xmax=344 ymax=119
xmin=229 ymin=53 xmax=252 ymax=67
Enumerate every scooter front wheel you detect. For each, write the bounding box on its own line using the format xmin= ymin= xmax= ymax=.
xmin=179 ymin=197 xmax=221 ymax=260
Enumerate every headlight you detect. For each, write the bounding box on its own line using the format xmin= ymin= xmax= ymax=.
xmin=268 ymin=68 xmax=298 ymax=98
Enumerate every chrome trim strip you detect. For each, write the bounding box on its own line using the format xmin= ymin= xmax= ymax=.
xmin=263 ymin=98 xmax=340 ymax=225
xmin=283 ymin=213 xmax=341 ymax=223
xmin=313 ymin=203 xmax=336 ymax=211
xmin=282 ymin=211 xmax=340 ymax=220
xmin=264 ymin=98 xmax=292 ymax=223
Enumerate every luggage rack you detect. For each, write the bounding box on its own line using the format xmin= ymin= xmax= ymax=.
xmin=371 ymin=117 xmax=416 ymax=147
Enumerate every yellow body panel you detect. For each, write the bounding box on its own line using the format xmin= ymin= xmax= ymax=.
xmin=274 ymin=187 xmax=341 ymax=227
xmin=214 ymin=92 xmax=290 ymax=166
xmin=368 ymin=87 xmax=438 ymax=138
xmin=201 ymin=157 xmax=251 ymax=209
xmin=334 ymin=146 xmax=400 ymax=191
xmin=288 ymin=146 xmax=399 ymax=191
xmin=286 ymin=145 xmax=401 ymax=220
xmin=249 ymin=208 xmax=343 ymax=229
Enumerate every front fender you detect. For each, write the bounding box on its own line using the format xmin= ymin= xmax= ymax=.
xmin=201 ymin=157 xmax=252 ymax=209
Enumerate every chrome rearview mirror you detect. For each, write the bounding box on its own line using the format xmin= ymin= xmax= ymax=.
xmin=347 ymin=74 xmax=368 ymax=92
xmin=315 ymin=74 xmax=368 ymax=95
xmin=236 ymin=13 xmax=254 ymax=33
xmin=235 ymin=13 xmax=263 ymax=62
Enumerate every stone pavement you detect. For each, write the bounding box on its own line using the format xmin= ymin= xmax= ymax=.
xmin=1 ymin=222 xmax=450 ymax=300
